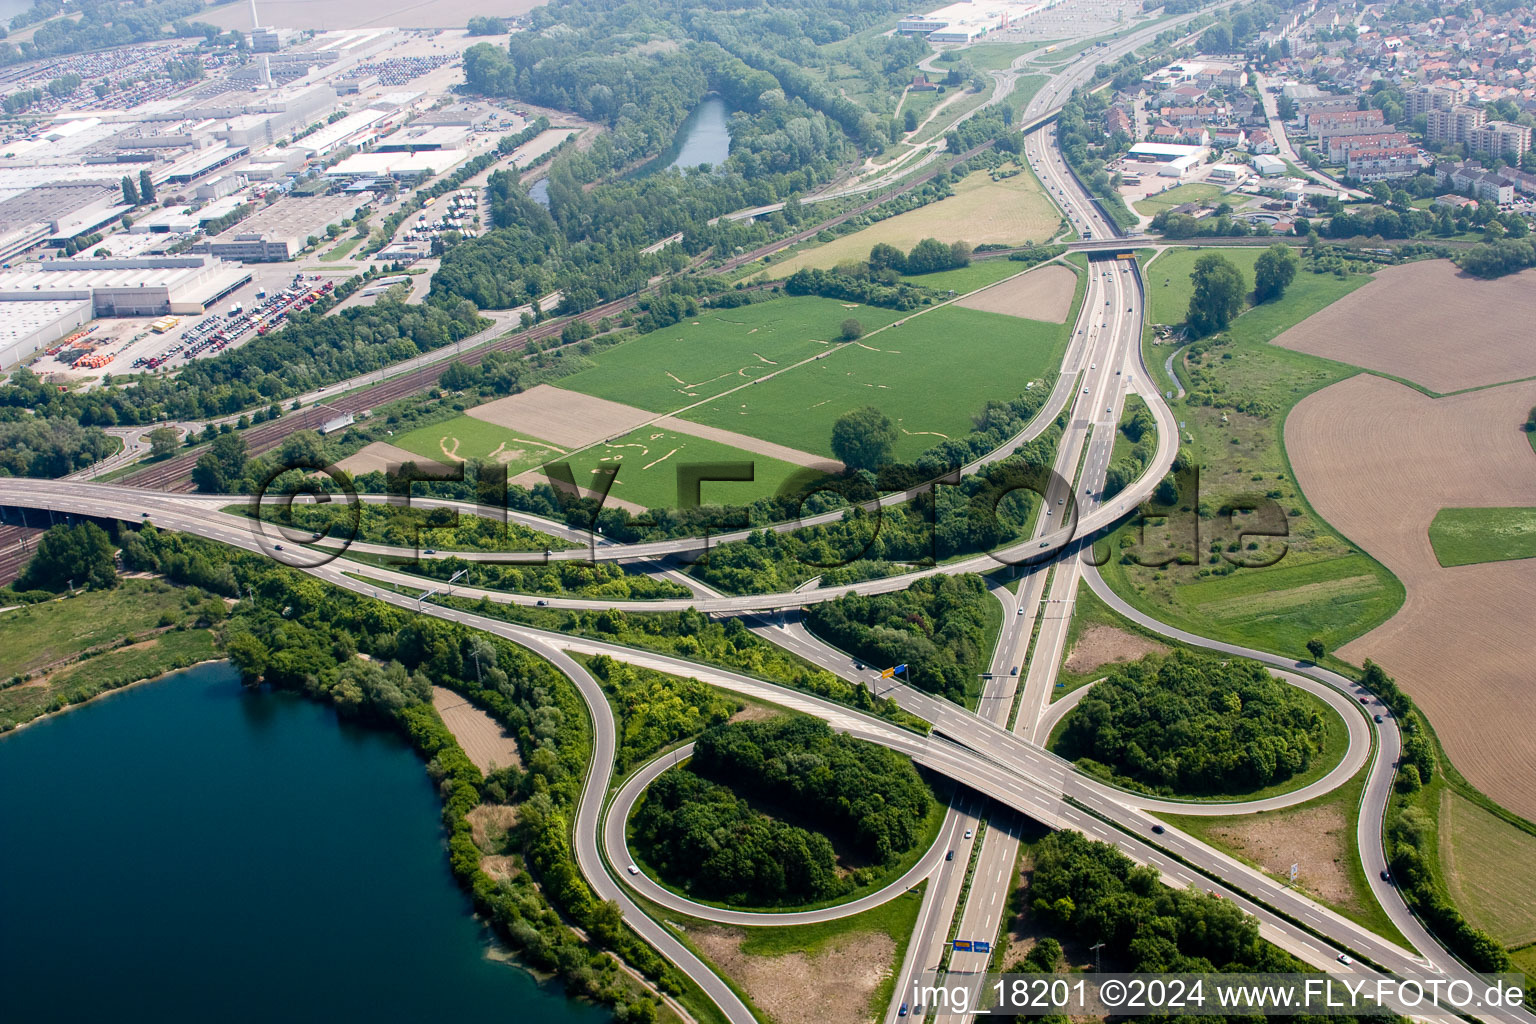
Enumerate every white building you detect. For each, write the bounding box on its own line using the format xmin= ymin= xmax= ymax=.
xmin=0 ymin=256 xmax=250 ymax=317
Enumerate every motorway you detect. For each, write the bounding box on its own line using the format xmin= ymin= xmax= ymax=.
xmin=4 ymin=18 xmax=1529 ymax=1024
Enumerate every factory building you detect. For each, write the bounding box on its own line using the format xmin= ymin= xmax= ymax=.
xmin=0 ymin=256 xmax=250 ymax=317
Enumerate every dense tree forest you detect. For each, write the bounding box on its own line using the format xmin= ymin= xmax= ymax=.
xmin=1028 ymin=830 xmax=1316 ymax=973
xmin=805 ymin=574 xmax=995 ymax=705
xmin=632 ymin=715 xmax=933 ymax=904
xmin=1058 ymin=651 xmax=1328 ymax=795
xmin=0 ymin=416 xmax=116 ymax=478
xmin=632 ymin=768 xmax=845 ymax=905
xmin=584 ymin=655 xmax=738 ymax=772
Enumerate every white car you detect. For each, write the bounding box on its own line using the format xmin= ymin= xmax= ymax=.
xmin=627 ymin=864 xmax=640 ymax=876
xmin=964 ymin=829 xmax=974 ymax=840
xmin=1337 ymin=954 xmax=1352 ymax=966
xmin=1083 ymin=387 xmax=1089 ymax=394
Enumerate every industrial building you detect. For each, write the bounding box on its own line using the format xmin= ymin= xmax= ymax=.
xmin=1126 ymin=142 xmax=1208 ymax=177
xmin=0 ymin=298 xmax=94 ymax=370
xmin=0 ymin=256 xmax=250 ymax=317
xmin=897 ymin=0 xmax=1059 ymax=42
xmin=198 ymin=192 xmax=375 ymax=262
xmin=1252 ymin=154 xmax=1287 ymax=177
xmin=324 ymin=149 xmax=469 ymax=180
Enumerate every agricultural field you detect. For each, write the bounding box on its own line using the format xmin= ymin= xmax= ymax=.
xmin=1272 ymin=261 xmax=1536 ymax=393
xmin=1101 ymin=247 xmax=1396 ymax=663
xmin=1132 ymin=182 xmax=1228 ymax=217
xmin=956 ymin=262 xmax=1078 ymax=322
xmin=1439 ymin=790 xmax=1536 ymax=948
xmin=1286 ymin=372 xmax=1536 ymax=821
xmin=391 ymin=414 xmax=565 ymax=477
xmin=679 ymin=303 xmax=1072 ymax=462
xmin=556 ymin=297 xmax=910 ymax=414
xmin=1428 ymin=507 xmax=1536 ymax=567
xmin=553 ymin=423 xmax=813 ymax=512
xmin=761 ymin=164 xmax=1062 ymax=278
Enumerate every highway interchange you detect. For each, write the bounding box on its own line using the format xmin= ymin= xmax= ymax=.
xmin=2 ymin=16 xmax=1529 ymax=1024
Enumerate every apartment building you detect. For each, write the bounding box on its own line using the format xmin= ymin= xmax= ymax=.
xmin=1426 ymin=104 xmax=1486 ymax=145
xmin=1347 ymin=145 xmax=1423 ymax=181
xmin=1470 ymin=120 xmax=1531 ymax=159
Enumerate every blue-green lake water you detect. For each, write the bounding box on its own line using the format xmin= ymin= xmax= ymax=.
xmin=0 ymin=661 xmax=606 ymax=1024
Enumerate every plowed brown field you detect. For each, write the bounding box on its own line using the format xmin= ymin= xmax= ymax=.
xmin=1285 ymin=373 xmax=1536 ymax=819
xmin=956 ymin=263 xmax=1078 ymax=323
xmin=1272 ymin=261 xmax=1536 ymax=393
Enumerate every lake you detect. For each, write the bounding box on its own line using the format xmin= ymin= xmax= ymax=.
xmin=530 ymin=96 xmax=732 ymax=207
xmin=637 ymin=96 xmax=733 ymax=177
xmin=0 ymin=662 xmax=607 ymax=1024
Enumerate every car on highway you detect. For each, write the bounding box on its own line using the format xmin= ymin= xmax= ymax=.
xmin=964 ymin=829 xmax=973 ymax=839
xmin=1374 ymin=714 xmax=1383 ymax=722
xmin=1151 ymin=824 xmax=1165 ymax=834
xmin=1017 ymin=607 xmax=1026 ymax=615
xmin=1010 ymin=666 xmax=1018 ymax=675
xmin=1380 ymin=870 xmax=1392 ymax=883
xmin=1337 ymin=954 xmax=1352 ymax=966
xmin=1090 ymin=362 xmax=1096 ymax=369
xmin=946 ymin=850 xmax=954 ymax=861
xmin=627 ymin=864 xmax=640 ymax=876
xmin=899 ymin=1004 xmax=909 ymax=1018
xmin=1083 ymin=387 xmax=1089 ymax=394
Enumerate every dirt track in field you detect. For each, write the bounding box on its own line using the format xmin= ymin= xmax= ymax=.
xmin=1272 ymin=261 xmax=1536 ymax=393
xmin=468 ymin=385 xmax=655 ymax=449
xmin=956 ymin=263 xmax=1078 ymax=323
xmin=1285 ymin=373 xmax=1536 ymax=819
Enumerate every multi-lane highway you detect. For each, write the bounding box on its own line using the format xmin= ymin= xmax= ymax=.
xmin=4 ymin=15 xmax=1526 ymax=1024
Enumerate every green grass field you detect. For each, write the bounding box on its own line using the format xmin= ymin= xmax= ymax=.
xmin=900 ymin=259 xmax=1036 ymax=294
xmin=557 ymin=296 xmax=910 ymax=414
xmin=1439 ymin=789 xmax=1536 ymax=947
xmin=761 ymin=164 xmax=1062 ymax=278
xmin=1101 ymin=248 xmax=1398 ymax=662
xmin=1133 ymin=182 xmax=1228 ymax=216
xmin=0 ymin=581 xmax=193 ymax=681
xmin=1428 ymin=507 xmax=1536 ymax=567
xmin=391 ymin=414 xmax=567 ymax=476
xmin=556 ymin=423 xmax=811 ymax=511
xmin=679 ymin=303 xmax=1072 ymax=462
xmin=1146 ymin=246 xmax=1268 ymax=325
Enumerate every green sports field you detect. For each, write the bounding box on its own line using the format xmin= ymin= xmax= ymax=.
xmin=557 ymin=296 xmax=911 ymax=414
xmin=678 ymin=303 xmax=1070 ymax=462
xmin=555 ymin=424 xmax=811 ymax=511
xmin=391 ymin=414 xmax=566 ymax=476
xmin=1428 ymin=507 xmax=1536 ymax=567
